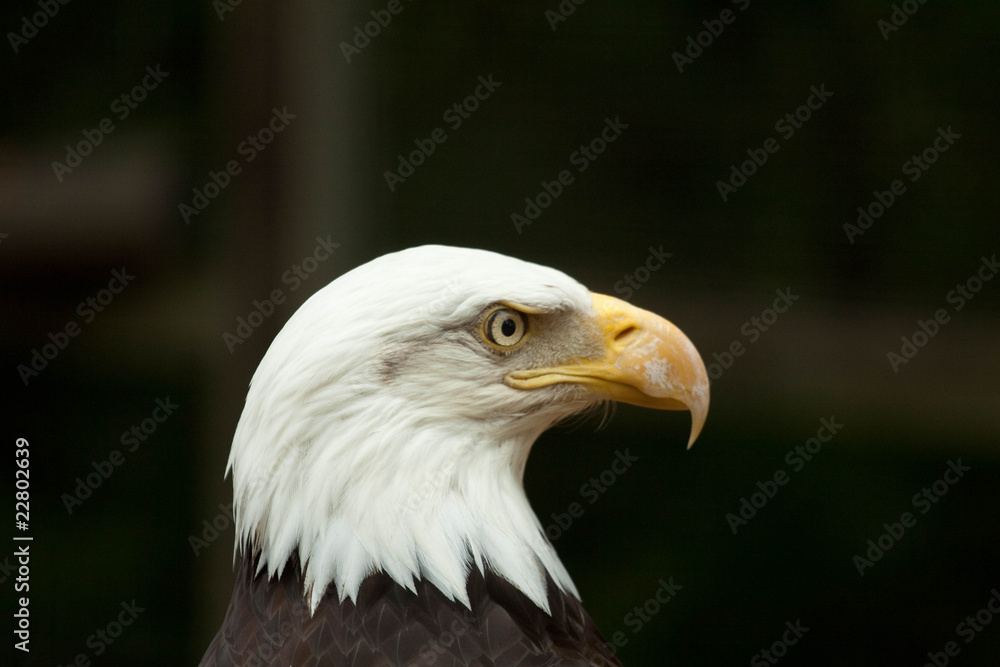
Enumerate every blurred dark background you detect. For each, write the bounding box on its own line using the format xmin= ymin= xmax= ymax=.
xmin=3 ymin=1 xmax=999 ymax=665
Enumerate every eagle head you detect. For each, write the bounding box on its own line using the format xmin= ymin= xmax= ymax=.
xmin=227 ymin=245 xmax=709 ymax=613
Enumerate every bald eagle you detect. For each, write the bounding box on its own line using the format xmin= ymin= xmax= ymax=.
xmin=199 ymin=246 xmax=708 ymax=666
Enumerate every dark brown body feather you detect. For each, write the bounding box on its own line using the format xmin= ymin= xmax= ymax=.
xmin=199 ymin=551 xmax=622 ymax=667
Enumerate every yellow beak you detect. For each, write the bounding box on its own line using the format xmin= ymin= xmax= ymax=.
xmin=505 ymin=293 xmax=709 ymax=448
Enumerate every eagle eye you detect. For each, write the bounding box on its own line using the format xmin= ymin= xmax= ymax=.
xmin=482 ymin=307 xmax=528 ymax=351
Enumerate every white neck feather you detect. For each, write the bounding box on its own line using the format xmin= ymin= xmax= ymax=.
xmin=230 ymin=388 xmax=579 ymax=614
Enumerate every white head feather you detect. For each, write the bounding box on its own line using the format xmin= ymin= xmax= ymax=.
xmin=228 ymin=245 xmax=606 ymax=613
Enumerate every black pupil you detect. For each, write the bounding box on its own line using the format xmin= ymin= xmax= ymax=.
xmin=500 ymin=317 xmax=517 ymax=337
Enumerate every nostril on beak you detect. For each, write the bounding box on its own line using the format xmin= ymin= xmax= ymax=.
xmin=614 ymin=325 xmax=636 ymax=343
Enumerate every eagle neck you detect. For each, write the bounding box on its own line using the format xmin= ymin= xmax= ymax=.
xmin=235 ymin=411 xmax=579 ymax=615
